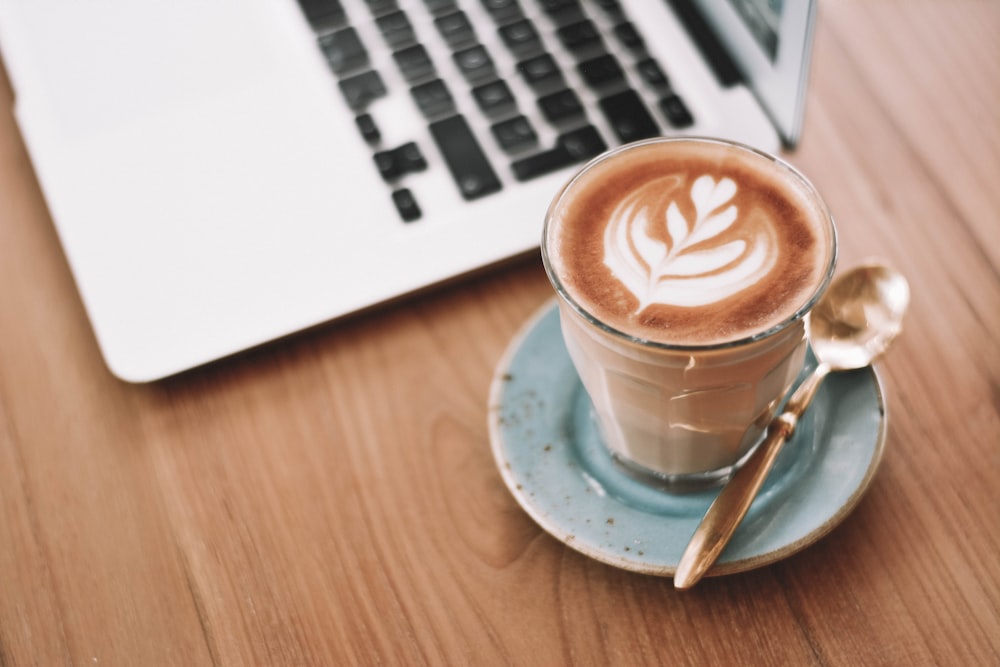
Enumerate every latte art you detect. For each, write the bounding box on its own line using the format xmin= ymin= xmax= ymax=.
xmin=603 ymin=174 xmax=777 ymax=312
xmin=545 ymin=138 xmax=834 ymax=346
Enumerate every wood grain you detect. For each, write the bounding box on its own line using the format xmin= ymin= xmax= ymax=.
xmin=1 ymin=1 xmax=997 ymax=665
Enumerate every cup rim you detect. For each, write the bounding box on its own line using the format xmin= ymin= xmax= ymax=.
xmin=540 ymin=136 xmax=839 ymax=352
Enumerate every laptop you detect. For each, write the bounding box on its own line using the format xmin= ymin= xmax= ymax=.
xmin=0 ymin=0 xmax=817 ymax=382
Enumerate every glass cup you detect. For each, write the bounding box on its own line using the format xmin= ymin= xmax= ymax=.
xmin=541 ymin=137 xmax=838 ymax=492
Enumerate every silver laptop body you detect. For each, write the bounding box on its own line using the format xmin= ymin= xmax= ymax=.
xmin=0 ymin=0 xmax=815 ymax=380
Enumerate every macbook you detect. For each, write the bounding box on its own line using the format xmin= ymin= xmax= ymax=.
xmin=0 ymin=0 xmax=816 ymax=381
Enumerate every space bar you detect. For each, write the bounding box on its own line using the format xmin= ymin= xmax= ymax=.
xmin=429 ymin=115 xmax=502 ymax=201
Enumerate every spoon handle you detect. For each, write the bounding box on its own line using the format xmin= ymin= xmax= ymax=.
xmin=674 ymin=362 xmax=832 ymax=589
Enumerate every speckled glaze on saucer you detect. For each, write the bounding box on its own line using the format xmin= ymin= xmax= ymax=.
xmin=488 ymin=300 xmax=887 ymax=578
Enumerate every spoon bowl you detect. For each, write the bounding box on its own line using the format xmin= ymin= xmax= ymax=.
xmin=674 ymin=261 xmax=910 ymax=589
xmin=810 ymin=263 xmax=911 ymax=370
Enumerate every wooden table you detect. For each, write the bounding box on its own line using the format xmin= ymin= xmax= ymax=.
xmin=2 ymin=2 xmax=997 ymax=664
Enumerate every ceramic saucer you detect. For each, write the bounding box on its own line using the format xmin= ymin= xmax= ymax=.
xmin=488 ymin=300 xmax=887 ymax=578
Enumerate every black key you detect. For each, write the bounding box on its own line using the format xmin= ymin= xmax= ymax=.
xmin=376 ymin=11 xmax=415 ymax=49
xmin=319 ymin=28 xmax=369 ymax=75
xmin=558 ymin=124 xmax=606 ymax=160
xmin=517 ymin=53 xmax=564 ymax=91
xmin=537 ymin=0 xmax=583 ymax=25
xmin=594 ymin=0 xmax=623 ymax=19
xmin=599 ymin=89 xmax=659 ymax=143
xmin=538 ymin=88 xmax=584 ymax=125
xmin=511 ymin=125 xmax=606 ymax=180
xmin=393 ymin=44 xmax=435 ymax=83
xmin=472 ymin=79 xmax=516 ymax=117
xmin=411 ymin=79 xmax=455 ymax=118
xmin=423 ymin=0 xmax=456 ymax=14
xmin=338 ymin=70 xmax=387 ymax=110
xmin=511 ymin=148 xmax=571 ymax=181
xmin=374 ymin=142 xmax=428 ymax=181
xmin=297 ymin=0 xmax=346 ymax=31
xmin=659 ymin=94 xmax=695 ymax=128
xmin=363 ymin=0 xmax=398 ymax=16
xmin=499 ymin=19 xmax=541 ymax=57
xmin=556 ymin=20 xmax=602 ymax=54
xmin=355 ymin=113 xmax=381 ymax=143
xmin=453 ymin=45 xmax=496 ymax=83
xmin=374 ymin=151 xmax=402 ymax=181
xmin=395 ymin=142 xmax=427 ymax=173
xmin=392 ymin=188 xmax=422 ymax=222
xmin=636 ymin=57 xmax=670 ymax=89
xmin=491 ymin=115 xmax=538 ymax=152
xmin=480 ymin=0 xmax=522 ymax=22
xmin=435 ymin=11 xmax=476 ymax=49
xmin=577 ymin=53 xmax=625 ymax=90
xmin=428 ymin=115 xmax=502 ymax=200
xmin=613 ymin=22 xmax=644 ymax=51
xmin=538 ymin=0 xmax=578 ymax=12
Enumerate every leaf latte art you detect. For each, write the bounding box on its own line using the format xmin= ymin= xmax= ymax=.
xmin=603 ymin=174 xmax=777 ymax=312
xmin=546 ymin=139 xmax=833 ymax=346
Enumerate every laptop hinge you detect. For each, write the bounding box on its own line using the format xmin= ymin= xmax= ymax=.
xmin=664 ymin=0 xmax=743 ymax=88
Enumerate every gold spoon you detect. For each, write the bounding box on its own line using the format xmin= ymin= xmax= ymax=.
xmin=674 ymin=262 xmax=910 ymax=589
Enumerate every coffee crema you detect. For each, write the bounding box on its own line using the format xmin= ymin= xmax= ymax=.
xmin=545 ymin=139 xmax=835 ymax=346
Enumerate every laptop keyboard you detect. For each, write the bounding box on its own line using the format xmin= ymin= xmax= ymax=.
xmin=296 ymin=0 xmax=694 ymax=222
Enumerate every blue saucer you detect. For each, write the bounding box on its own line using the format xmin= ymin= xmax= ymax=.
xmin=488 ymin=300 xmax=887 ymax=578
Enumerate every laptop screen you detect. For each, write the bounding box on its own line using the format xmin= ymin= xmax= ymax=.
xmin=694 ymin=0 xmax=818 ymax=147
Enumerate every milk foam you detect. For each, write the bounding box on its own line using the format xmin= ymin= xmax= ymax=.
xmin=545 ymin=138 xmax=834 ymax=346
xmin=603 ymin=174 xmax=778 ymax=311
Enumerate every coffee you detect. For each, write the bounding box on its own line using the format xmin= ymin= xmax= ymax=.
xmin=541 ymin=138 xmax=837 ymax=489
xmin=545 ymin=139 xmax=833 ymax=346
